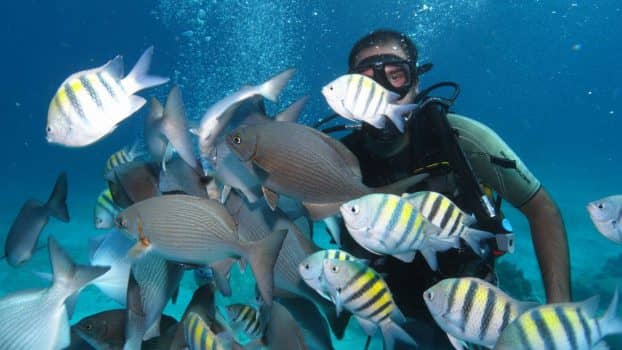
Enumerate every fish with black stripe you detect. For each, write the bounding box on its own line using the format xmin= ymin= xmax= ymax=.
xmin=46 ymin=46 xmax=169 ymax=147
xmin=93 ymin=188 xmax=120 ymax=229
xmin=298 ymin=249 xmax=360 ymax=302
xmin=184 ymin=312 xmax=243 ymax=350
xmin=103 ymin=141 xmax=143 ymax=175
xmin=494 ymin=289 xmax=622 ymax=350
xmin=403 ymin=191 xmax=497 ymax=256
xmin=322 ymin=257 xmax=417 ymax=350
xmin=340 ymin=193 xmax=460 ymax=271
xmin=322 ymin=74 xmax=418 ymax=133
xmin=225 ymin=304 xmax=267 ymax=341
xmin=423 ymin=277 xmax=538 ymax=349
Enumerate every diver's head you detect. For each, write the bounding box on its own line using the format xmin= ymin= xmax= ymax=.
xmin=348 ymin=29 xmax=421 ymax=103
xmin=349 ymin=29 xmax=422 ymax=156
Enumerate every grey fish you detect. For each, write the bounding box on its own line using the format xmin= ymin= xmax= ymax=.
xmin=263 ymin=301 xmax=308 ymax=350
xmin=211 ymin=94 xmax=308 ymax=204
xmin=224 ymin=191 xmax=350 ymax=339
xmin=197 ymin=68 xmax=296 ymax=158
xmin=158 ymin=156 xmax=210 ymax=198
xmin=4 ymin=172 xmax=69 ymax=266
xmin=89 ymin=230 xmax=134 ymax=305
xmin=144 ymin=98 xmax=174 ymax=170
xmin=116 ymin=194 xmax=287 ymax=305
xmin=279 ymin=297 xmax=335 ymax=350
xmin=128 ymin=252 xmax=184 ymax=343
xmin=0 ymin=237 xmax=109 ymax=350
xmin=73 ymin=309 xmax=177 ymax=350
xmin=226 ymin=122 xmax=428 ymax=220
xmin=105 ymin=161 xmax=161 ymax=207
xmin=148 ymin=86 xmax=202 ymax=174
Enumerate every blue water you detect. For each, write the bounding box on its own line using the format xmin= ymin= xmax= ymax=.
xmin=1 ymin=0 xmax=621 ymax=349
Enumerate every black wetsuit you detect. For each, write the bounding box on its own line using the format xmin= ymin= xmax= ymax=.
xmin=339 ymin=116 xmax=494 ymax=350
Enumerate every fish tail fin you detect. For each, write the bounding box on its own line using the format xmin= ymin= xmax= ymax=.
xmin=384 ymin=103 xmax=418 ymax=133
xmin=46 ymin=172 xmax=70 ymax=222
xmin=600 ymin=288 xmax=622 ymax=337
xmin=380 ymin=319 xmax=417 ymax=350
xmin=49 ymin=237 xmax=109 ymax=299
xmin=462 ymin=227 xmax=495 ymax=257
xmin=121 ymin=46 xmax=169 ymax=94
xmin=244 ymin=229 xmax=288 ymax=306
xmin=127 ymin=139 xmax=145 ymax=160
xmin=275 ymin=95 xmax=309 ymax=122
xmin=257 ymin=68 xmax=296 ymax=103
xmin=162 ymin=86 xmax=202 ymax=173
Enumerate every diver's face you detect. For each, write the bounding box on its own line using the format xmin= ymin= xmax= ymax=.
xmin=353 ymin=44 xmax=419 ymax=104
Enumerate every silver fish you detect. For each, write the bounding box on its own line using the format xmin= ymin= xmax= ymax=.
xmin=144 ymin=97 xmax=174 ymax=170
xmin=88 ymin=230 xmax=134 ymax=305
xmin=46 ymin=46 xmax=169 ymax=147
xmin=129 ymin=252 xmax=184 ymax=342
xmin=0 ymin=237 xmax=109 ymax=350
xmin=116 ymin=194 xmax=287 ymax=305
xmin=587 ymin=195 xmax=622 ymax=244
xmin=5 ymin=172 xmax=69 ymax=266
xmin=197 ymin=68 xmax=296 ymax=158
xmin=423 ymin=277 xmax=537 ymax=349
xmin=226 ymin=121 xmax=428 ymax=220
xmin=322 ymin=74 xmax=418 ymax=133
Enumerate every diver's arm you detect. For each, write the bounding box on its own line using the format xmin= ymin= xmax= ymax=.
xmin=519 ymin=187 xmax=571 ymax=303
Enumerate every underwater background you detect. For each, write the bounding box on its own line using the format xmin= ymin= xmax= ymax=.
xmin=1 ymin=0 xmax=621 ymax=348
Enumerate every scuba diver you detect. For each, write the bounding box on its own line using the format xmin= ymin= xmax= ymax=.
xmin=317 ymin=29 xmax=571 ymax=349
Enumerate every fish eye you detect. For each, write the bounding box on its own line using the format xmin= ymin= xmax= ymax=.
xmin=46 ymin=126 xmax=52 ymax=133
xmin=337 ymin=287 xmax=342 ymax=293
xmin=598 ymin=203 xmax=604 ymax=209
xmin=96 ymin=218 xmax=103 ymax=224
xmin=304 ymin=263 xmax=309 ymax=270
xmin=232 ymin=135 xmax=242 ymax=145
xmin=86 ymin=323 xmax=93 ymax=330
xmin=350 ymin=205 xmax=359 ymax=214
xmin=331 ymin=265 xmax=339 ymax=273
xmin=425 ymin=291 xmax=433 ymax=300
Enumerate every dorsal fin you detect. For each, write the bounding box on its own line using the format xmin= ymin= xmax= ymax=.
xmin=101 ymin=55 xmax=124 ymax=79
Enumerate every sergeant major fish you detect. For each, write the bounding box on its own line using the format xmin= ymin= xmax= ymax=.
xmin=322 ymin=74 xmax=418 ymax=133
xmin=494 ymin=290 xmax=622 ymax=350
xmin=94 ymin=188 xmax=120 ymax=229
xmin=423 ymin=277 xmax=538 ymax=349
xmin=322 ymin=258 xmax=416 ymax=350
xmin=46 ymin=46 xmax=169 ymax=147
xmin=103 ymin=141 xmax=143 ymax=175
xmin=340 ymin=193 xmax=460 ymax=271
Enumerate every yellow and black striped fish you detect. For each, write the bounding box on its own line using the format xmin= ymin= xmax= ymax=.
xmin=93 ymin=189 xmax=120 ymax=229
xmin=322 ymin=74 xmax=418 ymax=133
xmin=46 ymin=46 xmax=169 ymax=147
xmin=340 ymin=193 xmax=460 ymax=271
xmin=103 ymin=142 xmax=142 ymax=175
xmin=322 ymin=258 xmax=416 ymax=350
xmin=424 ymin=277 xmax=538 ymax=348
xmin=183 ymin=312 xmax=227 ymax=350
xmin=404 ymin=191 xmax=494 ymax=256
xmin=299 ymin=249 xmax=359 ymax=301
xmin=226 ymin=304 xmax=266 ymax=340
xmin=494 ymin=290 xmax=622 ymax=350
